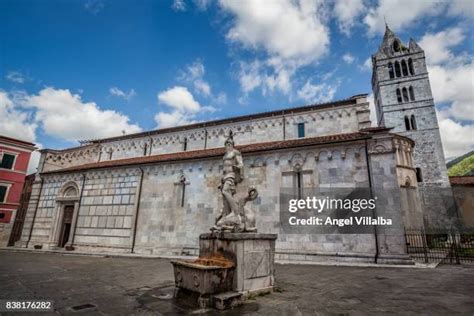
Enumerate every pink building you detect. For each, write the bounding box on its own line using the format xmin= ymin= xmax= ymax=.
xmin=0 ymin=135 xmax=37 ymax=246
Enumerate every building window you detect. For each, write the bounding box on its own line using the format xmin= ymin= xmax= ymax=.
xmin=409 ymin=86 xmax=415 ymax=101
xmin=388 ymin=62 xmax=394 ymax=79
xmin=408 ymin=58 xmax=414 ymax=75
xmin=396 ymin=89 xmax=402 ymax=103
xmin=0 ymin=153 xmax=16 ymax=170
xmin=296 ymin=170 xmax=303 ymax=199
xmin=395 ymin=61 xmax=401 ymax=77
xmin=405 ymin=116 xmax=411 ymax=131
xmin=183 ymin=137 xmax=188 ymax=151
xmin=393 ymin=40 xmax=401 ymax=52
xmin=0 ymin=185 xmax=8 ymax=203
xmin=410 ymin=115 xmax=417 ymax=130
xmin=416 ymin=168 xmax=423 ymax=182
xmin=401 ymin=60 xmax=408 ymax=76
xmin=143 ymin=143 xmax=148 ymax=156
xmin=297 ymin=123 xmax=305 ymax=138
xmin=0 ymin=213 xmax=4 ymax=219
xmin=402 ymin=87 xmax=409 ymax=102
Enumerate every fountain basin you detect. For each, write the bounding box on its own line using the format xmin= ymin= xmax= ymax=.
xmin=171 ymin=257 xmax=235 ymax=295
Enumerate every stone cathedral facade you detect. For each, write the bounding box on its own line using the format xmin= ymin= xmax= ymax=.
xmin=13 ymin=28 xmax=453 ymax=263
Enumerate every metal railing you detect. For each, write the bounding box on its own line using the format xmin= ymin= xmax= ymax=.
xmin=405 ymin=230 xmax=474 ymax=264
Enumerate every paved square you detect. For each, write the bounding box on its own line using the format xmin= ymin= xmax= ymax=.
xmin=0 ymin=251 xmax=473 ymax=315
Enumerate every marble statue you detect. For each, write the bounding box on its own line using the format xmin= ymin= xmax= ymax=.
xmin=213 ymin=131 xmax=258 ymax=232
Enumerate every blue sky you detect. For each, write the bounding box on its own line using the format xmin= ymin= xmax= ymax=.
xmin=1 ymin=0 xmax=473 ymax=166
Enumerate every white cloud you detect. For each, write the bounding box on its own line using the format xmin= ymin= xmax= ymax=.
xmin=178 ymin=61 xmax=211 ymax=96
xmin=215 ymin=92 xmax=227 ymax=104
xmin=364 ymin=0 xmax=444 ymax=36
xmin=178 ymin=60 xmax=227 ymax=104
xmin=23 ymin=87 xmax=142 ymax=141
xmin=296 ymin=80 xmax=338 ymax=103
xmin=5 ymin=71 xmax=26 ymax=84
xmin=437 ymin=111 xmax=474 ymax=159
xmin=172 ymin=0 xmax=186 ymax=11
xmin=363 ymin=0 xmax=472 ymax=36
xmin=367 ymin=93 xmax=378 ymax=126
xmin=333 ymin=0 xmax=365 ymax=35
xmin=358 ymin=57 xmax=372 ymax=72
xmin=415 ymin=27 xmax=474 ymax=158
xmin=342 ymin=53 xmax=355 ymax=64
xmin=84 ymin=0 xmax=105 ymax=14
xmin=194 ymin=0 xmax=212 ymax=11
xmin=158 ymin=86 xmax=201 ymax=113
xmin=419 ymin=27 xmax=474 ymax=122
xmin=0 ymin=91 xmax=37 ymax=143
xmin=419 ymin=28 xmax=465 ymax=65
xmin=155 ymin=111 xmax=195 ymax=129
xmin=219 ymin=0 xmax=330 ymax=95
xmin=448 ymin=0 xmax=474 ymax=19
xmin=109 ymin=87 xmax=137 ymax=101
xmin=27 ymin=150 xmax=41 ymax=175
xmin=155 ymin=86 xmax=215 ymax=128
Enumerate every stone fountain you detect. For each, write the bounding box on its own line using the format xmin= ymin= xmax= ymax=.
xmin=171 ymin=131 xmax=277 ymax=310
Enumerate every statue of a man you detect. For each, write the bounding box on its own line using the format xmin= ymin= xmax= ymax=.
xmin=219 ymin=131 xmax=243 ymax=217
xmin=214 ymin=131 xmax=258 ymax=232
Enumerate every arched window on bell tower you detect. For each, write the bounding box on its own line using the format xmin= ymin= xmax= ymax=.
xmin=409 ymin=86 xmax=415 ymax=101
xmin=396 ymin=89 xmax=402 ymax=103
xmin=405 ymin=116 xmax=411 ymax=131
xmin=411 ymin=115 xmax=417 ymax=130
xmin=395 ymin=61 xmax=401 ymax=77
xmin=401 ymin=60 xmax=408 ymax=76
xmin=388 ymin=62 xmax=394 ymax=79
xmin=402 ymin=87 xmax=409 ymax=102
xmin=408 ymin=58 xmax=415 ymax=75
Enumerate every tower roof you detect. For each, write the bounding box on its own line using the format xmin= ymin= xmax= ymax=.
xmin=373 ymin=24 xmax=421 ymax=60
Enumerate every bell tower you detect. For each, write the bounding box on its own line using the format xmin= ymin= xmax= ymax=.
xmin=371 ymin=25 xmax=454 ymax=228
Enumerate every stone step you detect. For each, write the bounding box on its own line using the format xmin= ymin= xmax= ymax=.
xmin=212 ymin=291 xmax=244 ymax=310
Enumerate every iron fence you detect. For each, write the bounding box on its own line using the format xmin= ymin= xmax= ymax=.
xmin=405 ymin=230 xmax=474 ymax=264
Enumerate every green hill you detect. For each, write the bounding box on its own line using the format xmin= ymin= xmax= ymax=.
xmin=447 ymin=150 xmax=474 ymax=176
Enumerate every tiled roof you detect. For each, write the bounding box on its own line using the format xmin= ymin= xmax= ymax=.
xmin=42 ymin=131 xmax=372 ymax=174
xmin=0 ymin=135 xmax=36 ymax=147
xmin=449 ymin=176 xmax=474 ymax=186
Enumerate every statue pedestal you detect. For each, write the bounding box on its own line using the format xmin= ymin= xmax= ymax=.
xmin=171 ymin=232 xmax=277 ymax=310
xmin=199 ymin=232 xmax=277 ymax=295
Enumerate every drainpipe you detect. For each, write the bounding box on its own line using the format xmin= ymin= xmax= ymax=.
xmin=69 ymin=173 xmax=86 ymax=248
xmin=364 ymin=139 xmax=379 ymax=264
xmin=26 ymin=177 xmax=44 ymax=248
xmin=131 ymin=167 xmax=144 ymax=253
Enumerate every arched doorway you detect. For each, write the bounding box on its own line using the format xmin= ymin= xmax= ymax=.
xmin=52 ymin=182 xmax=80 ymax=249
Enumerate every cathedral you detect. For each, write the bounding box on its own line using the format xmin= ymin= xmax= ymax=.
xmin=11 ymin=27 xmax=455 ymax=264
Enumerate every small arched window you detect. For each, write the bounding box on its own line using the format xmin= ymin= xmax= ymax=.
xmin=416 ymin=168 xmax=423 ymax=182
xmin=409 ymin=86 xmax=415 ymax=101
xmin=396 ymin=89 xmax=402 ymax=103
xmin=401 ymin=60 xmax=408 ymax=76
xmin=411 ymin=115 xmax=417 ymax=130
xmin=405 ymin=116 xmax=411 ymax=131
xmin=388 ymin=62 xmax=394 ymax=79
xmin=402 ymin=87 xmax=409 ymax=102
xmin=394 ymin=61 xmax=401 ymax=77
xmin=408 ymin=58 xmax=414 ymax=75
xmin=393 ymin=40 xmax=401 ymax=52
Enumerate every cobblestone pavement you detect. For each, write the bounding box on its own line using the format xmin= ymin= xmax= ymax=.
xmin=0 ymin=251 xmax=473 ymax=315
